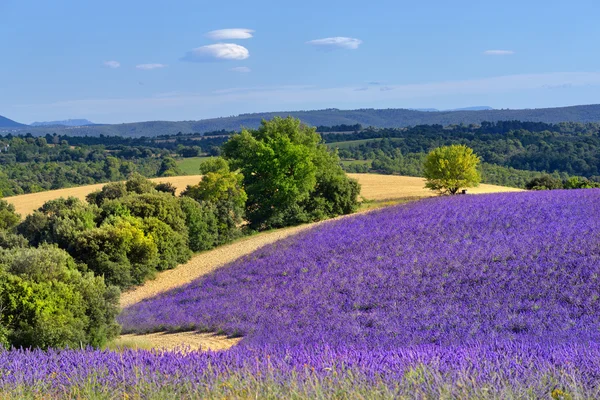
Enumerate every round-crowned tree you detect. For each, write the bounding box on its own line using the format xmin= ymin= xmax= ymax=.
xmin=423 ymin=145 xmax=481 ymax=195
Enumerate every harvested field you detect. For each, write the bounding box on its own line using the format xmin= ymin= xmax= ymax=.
xmin=5 ymin=175 xmax=204 ymax=217
xmin=114 ymin=332 xmax=241 ymax=352
xmin=347 ymin=173 xmax=521 ymax=201
xmin=5 ymin=173 xmax=520 ymax=217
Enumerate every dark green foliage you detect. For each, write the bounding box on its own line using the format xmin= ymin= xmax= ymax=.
xmin=158 ymin=157 xmax=181 ymax=177
xmin=86 ymin=182 xmax=128 ymax=206
xmin=75 ymin=217 xmax=158 ymax=288
xmin=223 ymin=117 xmax=360 ymax=230
xmin=0 ymin=200 xmax=19 ymax=231
xmin=155 ymin=182 xmax=177 ymax=195
xmin=0 ymin=246 xmax=120 ymax=349
xmin=125 ymin=173 xmax=156 ymax=194
xmin=18 ymin=197 xmax=98 ymax=248
xmin=103 ymin=193 xmax=188 ymax=235
xmin=525 ymin=175 xmax=564 ymax=190
xmin=182 ymin=160 xmax=246 ymax=243
xmin=0 ymin=231 xmax=28 ymax=250
xmin=141 ymin=217 xmax=191 ymax=271
xmin=179 ymin=197 xmax=219 ymax=252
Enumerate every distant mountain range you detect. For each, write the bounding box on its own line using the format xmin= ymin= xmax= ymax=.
xmin=2 ymin=104 xmax=600 ymax=137
xmin=30 ymin=119 xmax=96 ymax=127
xmin=0 ymin=115 xmax=26 ymax=128
xmin=411 ymin=106 xmax=495 ymax=112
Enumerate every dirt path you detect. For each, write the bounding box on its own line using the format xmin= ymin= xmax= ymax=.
xmin=119 ymin=220 xmax=337 ymax=308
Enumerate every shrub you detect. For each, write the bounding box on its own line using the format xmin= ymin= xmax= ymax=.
xmin=0 ymin=200 xmax=19 ymax=231
xmin=75 ymin=217 xmax=158 ymax=288
xmin=525 ymin=175 xmax=563 ymax=190
xmin=142 ymin=217 xmax=191 ymax=270
xmin=179 ymin=197 xmax=219 ymax=252
xmin=86 ymin=182 xmax=128 ymax=206
xmin=125 ymin=174 xmax=156 ymax=194
xmin=182 ymin=160 xmax=246 ymax=244
xmin=0 ymin=246 xmax=120 ymax=349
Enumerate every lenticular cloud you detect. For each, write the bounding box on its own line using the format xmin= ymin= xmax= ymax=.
xmin=205 ymin=28 xmax=254 ymax=40
xmin=182 ymin=43 xmax=250 ymax=62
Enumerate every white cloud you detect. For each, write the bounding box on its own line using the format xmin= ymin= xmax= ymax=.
xmin=483 ymin=50 xmax=515 ymax=56
xmin=103 ymin=61 xmax=120 ymax=69
xmin=306 ymin=37 xmax=362 ymax=50
xmin=230 ymin=66 xmax=251 ymax=73
xmin=182 ymin=44 xmax=250 ymax=62
xmin=136 ymin=64 xmax=167 ymax=70
xmin=206 ymin=28 xmax=254 ymax=40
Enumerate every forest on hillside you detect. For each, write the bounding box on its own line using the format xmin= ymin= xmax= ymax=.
xmin=1 ymin=119 xmax=599 ymax=196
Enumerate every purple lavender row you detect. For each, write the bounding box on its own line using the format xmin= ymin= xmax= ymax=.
xmin=120 ymin=190 xmax=600 ymax=348
xmin=1 ymin=342 xmax=599 ymax=397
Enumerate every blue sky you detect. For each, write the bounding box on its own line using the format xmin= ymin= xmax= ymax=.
xmin=2 ymin=0 xmax=600 ymax=124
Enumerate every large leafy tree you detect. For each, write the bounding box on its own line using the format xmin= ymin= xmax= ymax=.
xmin=0 ymin=200 xmax=19 ymax=231
xmin=182 ymin=159 xmax=246 ymax=243
xmin=223 ymin=117 xmax=360 ymax=230
xmin=423 ymin=145 xmax=481 ymax=195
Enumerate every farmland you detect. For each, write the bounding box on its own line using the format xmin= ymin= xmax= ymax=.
xmin=5 ymin=173 xmax=518 ymax=217
xmin=3 ymin=189 xmax=600 ymax=398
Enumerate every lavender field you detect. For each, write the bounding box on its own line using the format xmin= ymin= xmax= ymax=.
xmin=4 ymin=189 xmax=600 ymax=398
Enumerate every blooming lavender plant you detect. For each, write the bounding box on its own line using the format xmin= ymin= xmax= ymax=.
xmin=120 ymin=190 xmax=600 ymax=348
xmin=4 ymin=189 xmax=600 ymax=397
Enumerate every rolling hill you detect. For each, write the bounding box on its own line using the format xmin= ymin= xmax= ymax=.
xmin=0 ymin=115 xmax=26 ymax=128
xmin=5 ymin=103 xmax=600 ymax=137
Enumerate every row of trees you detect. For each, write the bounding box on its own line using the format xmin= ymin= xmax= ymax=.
xmin=0 ymin=117 xmax=361 ymax=349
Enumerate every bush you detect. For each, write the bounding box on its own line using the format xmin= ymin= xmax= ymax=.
xmin=75 ymin=217 xmax=158 ymax=288
xmin=125 ymin=174 xmax=156 ymax=194
xmin=525 ymin=175 xmax=563 ymax=190
xmin=179 ymin=197 xmax=219 ymax=252
xmin=182 ymin=160 xmax=246 ymax=244
xmin=0 ymin=200 xmax=20 ymax=231
xmin=155 ymin=182 xmax=177 ymax=195
xmin=142 ymin=217 xmax=191 ymax=270
xmin=0 ymin=246 xmax=120 ymax=349
xmin=18 ymin=197 xmax=98 ymax=248
xmin=86 ymin=182 xmax=128 ymax=206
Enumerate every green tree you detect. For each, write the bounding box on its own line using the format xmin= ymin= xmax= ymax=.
xmin=0 ymin=246 xmax=120 ymax=349
xmin=179 ymin=197 xmax=219 ymax=252
xmin=0 ymin=200 xmax=19 ymax=231
xmin=182 ymin=159 xmax=246 ymax=243
xmin=158 ymin=157 xmax=181 ymax=177
xmin=525 ymin=175 xmax=564 ymax=190
xmin=223 ymin=117 xmax=359 ymax=229
xmin=423 ymin=145 xmax=481 ymax=195
xmin=125 ymin=173 xmax=156 ymax=194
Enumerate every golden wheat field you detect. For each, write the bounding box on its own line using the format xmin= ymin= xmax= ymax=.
xmin=5 ymin=175 xmax=204 ymax=217
xmin=6 ymin=173 xmax=521 ymax=217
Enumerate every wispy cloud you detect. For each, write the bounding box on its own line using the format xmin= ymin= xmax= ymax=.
xmin=136 ymin=63 xmax=167 ymax=70
xmin=230 ymin=66 xmax=251 ymax=73
xmin=306 ymin=37 xmax=362 ymax=50
xmin=103 ymin=61 xmax=121 ymax=69
xmin=380 ymin=86 xmax=394 ymax=92
xmin=182 ymin=44 xmax=250 ymax=62
xmin=206 ymin=28 xmax=254 ymax=40
xmin=483 ymin=50 xmax=515 ymax=56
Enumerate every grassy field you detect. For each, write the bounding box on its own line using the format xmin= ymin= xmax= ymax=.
xmin=176 ymin=156 xmax=212 ymax=175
